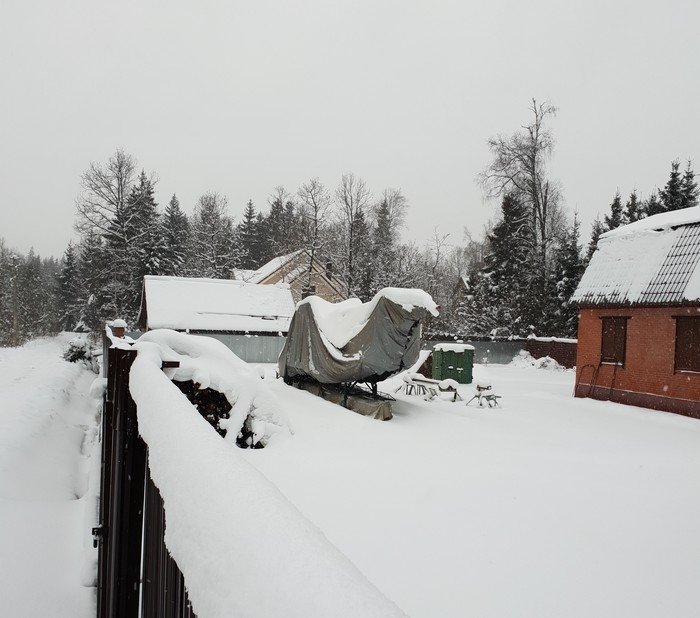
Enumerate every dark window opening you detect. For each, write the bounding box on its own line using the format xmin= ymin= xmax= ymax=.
xmin=601 ymin=317 xmax=628 ymax=364
xmin=301 ymin=284 xmax=317 ymax=300
xmin=675 ymin=317 xmax=700 ymax=372
xmin=325 ymin=261 xmax=333 ymax=279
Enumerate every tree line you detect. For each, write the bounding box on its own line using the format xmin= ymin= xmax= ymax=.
xmin=451 ymin=100 xmax=698 ymax=340
xmin=1 ymin=101 xmax=697 ymax=346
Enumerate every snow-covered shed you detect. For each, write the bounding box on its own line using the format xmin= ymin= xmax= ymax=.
xmin=137 ymin=276 xmax=295 ymax=362
xmin=571 ymin=206 xmax=700 ymax=418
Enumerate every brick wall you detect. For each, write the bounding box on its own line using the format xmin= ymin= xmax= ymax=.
xmin=575 ymin=306 xmax=700 ymax=418
xmin=526 ymin=338 xmax=577 ymax=368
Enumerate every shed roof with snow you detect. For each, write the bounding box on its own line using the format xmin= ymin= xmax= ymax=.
xmin=572 ymin=206 xmax=700 ymax=307
xmin=138 ymin=276 xmax=296 ymax=333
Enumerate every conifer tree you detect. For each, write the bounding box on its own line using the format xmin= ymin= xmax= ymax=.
xmin=76 ymin=232 xmax=112 ymax=333
xmin=586 ymin=217 xmax=606 ymax=263
xmin=644 ymin=190 xmax=664 ymax=217
xmin=465 ymin=194 xmax=532 ymax=337
xmin=57 ymin=242 xmax=82 ymax=330
xmin=162 ymin=194 xmax=190 ymax=276
xmin=125 ymin=171 xmax=164 ymax=315
xmin=188 ymin=192 xmax=239 ymax=279
xmin=551 ymin=215 xmax=584 ymax=337
xmin=368 ymin=198 xmax=398 ymax=296
xmin=604 ymin=191 xmax=624 ymax=230
xmin=352 ymin=208 xmax=373 ymax=301
xmin=259 ymin=187 xmax=292 ymax=263
xmin=623 ymin=190 xmax=643 ymax=223
xmin=237 ymin=200 xmax=260 ymax=269
xmin=0 ymin=246 xmax=22 ymax=346
xmin=680 ymin=161 xmax=698 ymax=209
xmin=659 ymin=160 xmax=684 ymax=212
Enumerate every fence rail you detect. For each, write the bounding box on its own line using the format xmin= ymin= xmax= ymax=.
xmin=96 ymin=345 xmax=195 ymax=618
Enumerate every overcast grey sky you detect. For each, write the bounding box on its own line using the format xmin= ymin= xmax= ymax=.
xmin=1 ymin=0 xmax=699 ymax=258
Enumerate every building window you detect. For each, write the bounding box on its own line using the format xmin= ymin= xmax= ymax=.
xmin=301 ymin=285 xmax=317 ymax=300
xmin=675 ymin=317 xmax=700 ymax=372
xmin=600 ymin=317 xmax=628 ymax=364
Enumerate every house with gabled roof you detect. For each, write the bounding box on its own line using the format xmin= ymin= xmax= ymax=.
xmin=137 ymin=275 xmax=295 ymax=362
xmin=238 ymin=249 xmax=346 ymax=304
xmin=571 ymin=206 xmax=700 ymax=419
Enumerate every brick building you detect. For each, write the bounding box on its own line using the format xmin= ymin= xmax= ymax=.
xmin=571 ymin=207 xmax=700 ymax=419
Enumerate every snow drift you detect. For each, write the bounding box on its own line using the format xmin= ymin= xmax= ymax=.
xmin=128 ymin=338 xmax=407 ymax=618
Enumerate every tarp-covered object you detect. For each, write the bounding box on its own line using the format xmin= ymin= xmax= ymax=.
xmin=279 ymin=288 xmax=439 ymax=384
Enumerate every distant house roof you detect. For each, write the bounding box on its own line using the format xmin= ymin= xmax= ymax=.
xmin=572 ymin=206 xmax=700 ymax=307
xmin=248 ymin=250 xmax=305 ymax=284
xmin=138 ymin=276 xmax=295 ymax=333
xmin=240 ymin=249 xmax=346 ymax=301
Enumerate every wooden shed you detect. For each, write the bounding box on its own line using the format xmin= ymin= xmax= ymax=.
xmin=137 ymin=276 xmax=295 ymax=363
xmin=571 ymin=207 xmax=700 ymax=419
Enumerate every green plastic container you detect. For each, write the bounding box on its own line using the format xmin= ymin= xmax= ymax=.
xmin=431 ymin=343 xmax=474 ymax=384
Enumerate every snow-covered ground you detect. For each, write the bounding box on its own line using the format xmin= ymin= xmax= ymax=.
xmin=0 ymin=334 xmax=97 ymax=617
xmin=241 ymin=364 xmax=700 ymax=618
xmin=2 ymin=335 xmax=700 ymax=617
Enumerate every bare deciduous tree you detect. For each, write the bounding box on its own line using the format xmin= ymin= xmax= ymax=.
xmin=335 ymin=173 xmax=372 ymax=296
xmin=297 ymin=178 xmax=333 ymax=295
xmin=75 ymin=149 xmax=138 ymax=236
xmin=479 ymin=99 xmax=563 ymax=276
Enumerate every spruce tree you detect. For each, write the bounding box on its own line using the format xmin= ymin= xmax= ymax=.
xmin=551 ymin=215 xmax=584 ymax=337
xmin=368 ymin=198 xmax=397 ymax=296
xmin=659 ymin=160 xmax=684 ymax=212
xmin=57 ymin=242 xmax=82 ymax=330
xmin=162 ymin=194 xmax=190 ymax=276
xmin=189 ymin=192 xmax=238 ymax=279
xmin=644 ymin=190 xmax=664 ymax=217
xmin=680 ymin=160 xmax=698 ymax=209
xmin=623 ymin=190 xmax=644 ymax=223
xmin=352 ymin=208 xmax=373 ymax=301
xmin=585 ymin=217 xmax=606 ymax=263
xmin=468 ymin=193 xmax=532 ymax=337
xmin=604 ymin=191 xmax=624 ymax=230
xmin=125 ymin=171 xmax=164 ymax=316
xmin=237 ymin=200 xmax=260 ymax=269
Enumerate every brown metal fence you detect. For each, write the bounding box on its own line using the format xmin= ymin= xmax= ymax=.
xmin=95 ymin=346 xmax=195 ymax=618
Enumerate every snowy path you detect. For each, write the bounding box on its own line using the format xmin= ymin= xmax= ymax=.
xmin=0 ymin=335 xmax=97 ymax=617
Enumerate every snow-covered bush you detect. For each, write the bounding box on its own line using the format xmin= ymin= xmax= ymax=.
xmin=62 ymin=337 xmax=99 ymax=373
xmin=510 ymin=350 xmax=566 ymax=371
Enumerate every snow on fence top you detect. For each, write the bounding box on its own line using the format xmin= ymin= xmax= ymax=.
xmin=573 ymin=207 xmax=700 ymax=306
xmin=139 ymin=275 xmax=295 ymax=333
xmin=128 ymin=332 xmax=407 ymax=618
xmin=527 ymin=335 xmax=577 ymax=344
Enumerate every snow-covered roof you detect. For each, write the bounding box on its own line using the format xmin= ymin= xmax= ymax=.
xmin=231 ymin=268 xmax=258 ymax=282
xmin=573 ymin=208 xmax=700 ymax=306
xmin=140 ymin=276 xmax=295 ymax=333
xmin=248 ymin=250 xmax=304 ymax=283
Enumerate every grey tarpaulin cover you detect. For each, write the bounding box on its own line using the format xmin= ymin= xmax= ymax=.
xmin=279 ymin=288 xmax=439 ymax=384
